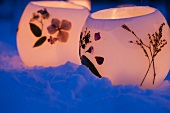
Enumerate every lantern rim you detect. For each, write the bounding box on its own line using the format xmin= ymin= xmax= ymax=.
xmin=90 ymin=6 xmax=156 ymax=20
xmin=30 ymin=1 xmax=87 ymax=10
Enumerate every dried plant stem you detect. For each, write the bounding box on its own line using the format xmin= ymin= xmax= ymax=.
xmin=140 ymin=58 xmax=153 ymax=86
xmin=39 ymin=18 xmax=44 ymax=31
xmin=79 ymin=44 xmax=82 ymax=58
xmin=152 ymin=59 xmax=156 ymax=84
xmin=122 ymin=23 xmax=166 ymax=86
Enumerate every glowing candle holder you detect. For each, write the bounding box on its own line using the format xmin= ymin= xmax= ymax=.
xmin=17 ymin=1 xmax=89 ymax=67
xmin=79 ymin=6 xmax=170 ymax=88
xmin=68 ymin=0 xmax=91 ymax=10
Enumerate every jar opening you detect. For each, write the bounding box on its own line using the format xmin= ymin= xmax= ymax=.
xmin=31 ymin=1 xmax=84 ymax=9
xmin=91 ymin=6 xmax=156 ymax=19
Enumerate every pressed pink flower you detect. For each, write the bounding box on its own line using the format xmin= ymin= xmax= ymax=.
xmin=47 ymin=18 xmax=72 ymax=43
xmin=48 ymin=36 xmax=58 ymax=44
xmin=37 ymin=8 xmax=50 ymax=19
xmin=85 ymin=46 xmax=94 ymax=54
xmin=94 ymin=32 xmax=101 ymax=41
xmin=95 ymin=56 xmax=104 ymax=65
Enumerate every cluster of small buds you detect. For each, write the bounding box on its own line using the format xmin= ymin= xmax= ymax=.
xmin=80 ymin=27 xmax=91 ymax=49
xmin=48 ymin=36 xmax=58 ymax=44
xmin=30 ymin=8 xmax=50 ymax=22
xmin=148 ymin=23 xmax=167 ymax=58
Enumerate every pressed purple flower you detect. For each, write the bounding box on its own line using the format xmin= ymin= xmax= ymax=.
xmin=85 ymin=46 xmax=94 ymax=54
xmin=60 ymin=20 xmax=72 ymax=30
xmin=94 ymin=32 xmax=101 ymax=41
xmin=47 ymin=18 xmax=60 ymax=34
xmin=57 ymin=30 xmax=69 ymax=42
xmin=30 ymin=13 xmax=41 ymax=22
xmin=37 ymin=8 xmax=50 ymax=19
xmin=33 ymin=13 xmax=40 ymax=20
xmin=48 ymin=36 xmax=58 ymax=44
xmin=47 ymin=18 xmax=72 ymax=43
xmin=95 ymin=56 xmax=104 ymax=65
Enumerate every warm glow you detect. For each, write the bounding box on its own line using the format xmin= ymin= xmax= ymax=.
xmin=80 ymin=6 xmax=170 ymax=88
xmin=91 ymin=6 xmax=155 ymax=19
xmin=32 ymin=1 xmax=84 ymax=9
xmin=68 ymin=0 xmax=91 ymax=10
xmin=17 ymin=1 xmax=89 ymax=67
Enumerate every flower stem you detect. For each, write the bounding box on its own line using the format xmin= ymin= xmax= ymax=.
xmin=152 ymin=58 xmax=156 ymax=84
xmin=140 ymin=59 xmax=153 ymax=86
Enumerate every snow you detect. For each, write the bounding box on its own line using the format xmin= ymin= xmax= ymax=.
xmin=0 ymin=41 xmax=170 ymax=113
xmin=0 ymin=0 xmax=170 ymax=113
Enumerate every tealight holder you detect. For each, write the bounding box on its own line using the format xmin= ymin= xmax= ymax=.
xmin=68 ymin=0 xmax=91 ymax=10
xmin=80 ymin=6 xmax=170 ymax=88
xmin=17 ymin=1 xmax=89 ymax=67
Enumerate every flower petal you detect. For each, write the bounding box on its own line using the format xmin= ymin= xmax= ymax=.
xmin=60 ymin=20 xmax=72 ymax=30
xmin=47 ymin=25 xmax=57 ymax=34
xmin=52 ymin=18 xmax=60 ymax=28
xmin=37 ymin=8 xmax=50 ymax=19
xmin=33 ymin=13 xmax=39 ymax=20
xmin=94 ymin=32 xmax=101 ymax=41
xmin=57 ymin=31 xmax=69 ymax=42
xmin=85 ymin=46 xmax=94 ymax=54
xmin=95 ymin=56 xmax=104 ymax=65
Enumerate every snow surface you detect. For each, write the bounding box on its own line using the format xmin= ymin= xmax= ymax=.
xmin=0 ymin=41 xmax=170 ymax=113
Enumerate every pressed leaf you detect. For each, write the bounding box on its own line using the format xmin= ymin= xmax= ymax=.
xmin=30 ymin=23 xmax=42 ymax=37
xmin=95 ymin=56 xmax=104 ymax=65
xmin=81 ymin=55 xmax=102 ymax=78
xmin=60 ymin=20 xmax=72 ymax=30
xmin=94 ymin=32 xmax=101 ymax=41
xmin=33 ymin=36 xmax=46 ymax=47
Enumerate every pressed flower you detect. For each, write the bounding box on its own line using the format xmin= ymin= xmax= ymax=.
xmin=95 ymin=56 xmax=104 ymax=65
xmin=37 ymin=8 xmax=50 ymax=19
xmin=47 ymin=18 xmax=72 ymax=43
xmin=48 ymin=36 xmax=58 ymax=44
xmin=122 ymin=23 xmax=167 ymax=86
xmin=47 ymin=18 xmax=60 ymax=34
xmin=94 ymin=32 xmax=101 ymax=41
xmin=86 ymin=46 xmax=94 ymax=53
xmin=33 ymin=13 xmax=40 ymax=20
xmin=79 ymin=28 xmax=91 ymax=50
xmin=30 ymin=13 xmax=41 ymax=22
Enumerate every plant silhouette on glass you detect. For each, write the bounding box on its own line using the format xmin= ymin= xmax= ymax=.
xmin=29 ymin=8 xmax=72 ymax=48
xmin=79 ymin=27 xmax=104 ymax=78
xmin=122 ymin=23 xmax=167 ymax=86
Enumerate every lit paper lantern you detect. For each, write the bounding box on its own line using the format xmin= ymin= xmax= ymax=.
xmin=80 ymin=6 xmax=170 ymax=88
xmin=17 ymin=1 xmax=89 ymax=67
xmin=68 ymin=0 xmax=91 ymax=10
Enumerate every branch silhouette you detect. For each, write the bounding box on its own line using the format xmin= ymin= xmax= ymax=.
xmin=122 ymin=23 xmax=167 ymax=86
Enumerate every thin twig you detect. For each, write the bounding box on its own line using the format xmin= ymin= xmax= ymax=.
xmin=122 ymin=23 xmax=166 ymax=86
xmin=140 ymin=59 xmax=153 ymax=86
xmin=152 ymin=58 xmax=156 ymax=84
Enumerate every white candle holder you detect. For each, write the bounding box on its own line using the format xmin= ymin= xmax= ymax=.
xmin=79 ymin=6 xmax=170 ymax=88
xmin=17 ymin=1 xmax=89 ymax=67
xmin=68 ymin=0 xmax=91 ymax=10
